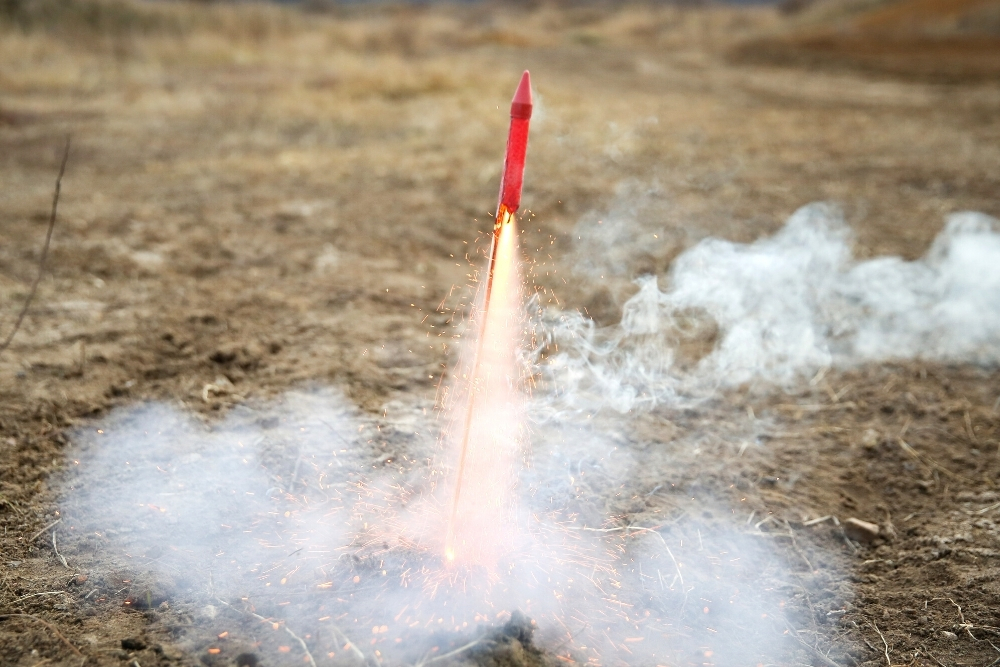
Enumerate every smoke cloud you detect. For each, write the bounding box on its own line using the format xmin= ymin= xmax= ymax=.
xmin=539 ymin=203 xmax=1000 ymax=413
xmin=61 ymin=386 xmax=791 ymax=665
xmin=58 ymin=201 xmax=1000 ymax=665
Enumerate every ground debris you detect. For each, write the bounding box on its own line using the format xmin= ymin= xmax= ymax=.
xmin=122 ymin=637 xmax=147 ymax=650
xmin=844 ymin=518 xmax=881 ymax=544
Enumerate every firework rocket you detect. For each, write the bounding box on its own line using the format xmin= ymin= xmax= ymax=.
xmin=487 ymin=70 xmax=532 ymax=304
xmin=445 ymin=71 xmax=532 ymax=562
xmin=498 ymin=72 xmax=534 ymax=208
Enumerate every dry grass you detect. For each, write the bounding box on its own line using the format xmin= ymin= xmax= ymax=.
xmin=733 ymin=0 xmax=1000 ymax=81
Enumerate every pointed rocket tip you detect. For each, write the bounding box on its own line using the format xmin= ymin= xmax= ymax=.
xmin=513 ymin=71 xmax=532 ymax=105
xmin=510 ymin=70 xmax=532 ymax=119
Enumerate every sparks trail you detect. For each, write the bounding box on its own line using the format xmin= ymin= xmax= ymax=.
xmin=445 ymin=72 xmax=532 ymax=563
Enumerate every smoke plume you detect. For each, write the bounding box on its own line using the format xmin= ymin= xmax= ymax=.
xmin=540 ymin=203 xmax=1000 ymax=413
xmin=57 ymin=201 xmax=1000 ymax=665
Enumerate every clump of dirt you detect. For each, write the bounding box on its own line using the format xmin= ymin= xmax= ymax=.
xmin=467 ymin=611 xmax=548 ymax=667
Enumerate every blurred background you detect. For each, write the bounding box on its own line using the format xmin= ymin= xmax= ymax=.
xmin=2 ymin=0 xmax=999 ymax=664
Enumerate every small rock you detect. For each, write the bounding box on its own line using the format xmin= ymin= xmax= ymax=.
xmin=859 ymin=429 xmax=880 ymax=449
xmin=121 ymin=638 xmax=147 ymax=651
xmin=844 ymin=518 xmax=881 ymax=543
xmin=209 ymin=347 xmax=237 ymax=364
xmin=236 ymin=654 xmax=259 ymax=667
xmin=124 ymin=589 xmax=169 ymax=609
xmin=941 ymin=630 xmax=957 ymax=639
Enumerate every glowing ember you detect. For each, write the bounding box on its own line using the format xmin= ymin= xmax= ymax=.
xmin=444 ymin=72 xmax=533 ymax=566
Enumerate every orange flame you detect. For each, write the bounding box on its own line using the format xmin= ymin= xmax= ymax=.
xmin=444 ymin=205 xmax=524 ymax=565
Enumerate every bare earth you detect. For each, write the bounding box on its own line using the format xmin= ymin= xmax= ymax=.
xmin=2 ymin=2 xmax=1000 ymax=666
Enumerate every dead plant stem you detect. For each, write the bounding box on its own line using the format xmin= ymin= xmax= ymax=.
xmin=28 ymin=519 xmax=61 ymax=542
xmin=52 ymin=531 xmax=69 ymax=569
xmin=13 ymin=591 xmax=69 ymax=603
xmin=0 ymin=136 xmax=70 ymax=356
xmin=787 ymin=627 xmax=843 ymax=667
xmin=784 ymin=519 xmax=814 ymax=571
xmin=920 ymin=645 xmax=948 ymax=667
xmin=417 ymin=637 xmax=487 ymax=667
xmin=215 ymin=596 xmax=323 ymax=666
xmin=929 ymin=597 xmax=977 ymax=639
xmin=872 ymin=620 xmax=891 ymax=666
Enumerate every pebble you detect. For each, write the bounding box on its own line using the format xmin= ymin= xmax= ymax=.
xmin=844 ymin=517 xmax=881 ymax=543
xmin=121 ymin=638 xmax=147 ymax=651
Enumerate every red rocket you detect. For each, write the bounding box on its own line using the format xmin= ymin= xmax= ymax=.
xmin=497 ymin=71 xmax=533 ymax=219
xmin=486 ymin=70 xmax=532 ymax=301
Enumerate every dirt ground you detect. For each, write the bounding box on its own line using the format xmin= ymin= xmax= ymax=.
xmin=732 ymin=0 xmax=1000 ymax=82
xmin=2 ymin=1 xmax=1000 ymax=665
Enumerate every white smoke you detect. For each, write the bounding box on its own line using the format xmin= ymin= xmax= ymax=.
xmin=538 ymin=203 xmax=1000 ymax=413
xmin=57 ymin=199 xmax=1000 ymax=665
xmin=60 ymin=393 xmax=791 ymax=665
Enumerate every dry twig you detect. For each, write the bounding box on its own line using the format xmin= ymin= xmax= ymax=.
xmin=898 ymin=439 xmax=974 ymax=483
xmin=986 ymin=640 xmax=1000 ymax=667
xmin=416 ymin=637 xmax=488 ymax=667
xmin=13 ymin=591 xmax=70 ymax=603
xmin=928 ymin=597 xmax=977 ymax=639
xmin=52 ymin=531 xmax=69 ymax=569
xmin=280 ymin=622 xmax=315 ymax=667
xmin=784 ymin=519 xmax=814 ymax=572
xmin=919 ymin=645 xmax=947 ymax=667
xmin=0 ymin=136 xmax=70 ymax=356
xmin=871 ymin=621 xmax=891 ymax=666
xmin=214 ymin=596 xmax=323 ymax=666
xmin=0 ymin=496 xmax=26 ymax=517
xmin=786 ymin=627 xmax=843 ymax=667
xmin=29 ymin=518 xmax=61 ymax=543
xmin=803 ymin=515 xmax=833 ymax=526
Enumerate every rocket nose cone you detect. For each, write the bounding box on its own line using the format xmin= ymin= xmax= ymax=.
xmin=509 ymin=71 xmax=533 ymax=119
xmin=512 ymin=70 xmax=532 ymax=106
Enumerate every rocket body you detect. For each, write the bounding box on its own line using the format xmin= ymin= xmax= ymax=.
xmin=497 ymin=72 xmax=532 ymax=216
xmin=495 ymin=70 xmax=533 ymax=223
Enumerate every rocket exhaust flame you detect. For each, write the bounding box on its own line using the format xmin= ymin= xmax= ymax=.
xmin=445 ymin=72 xmax=533 ymax=564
